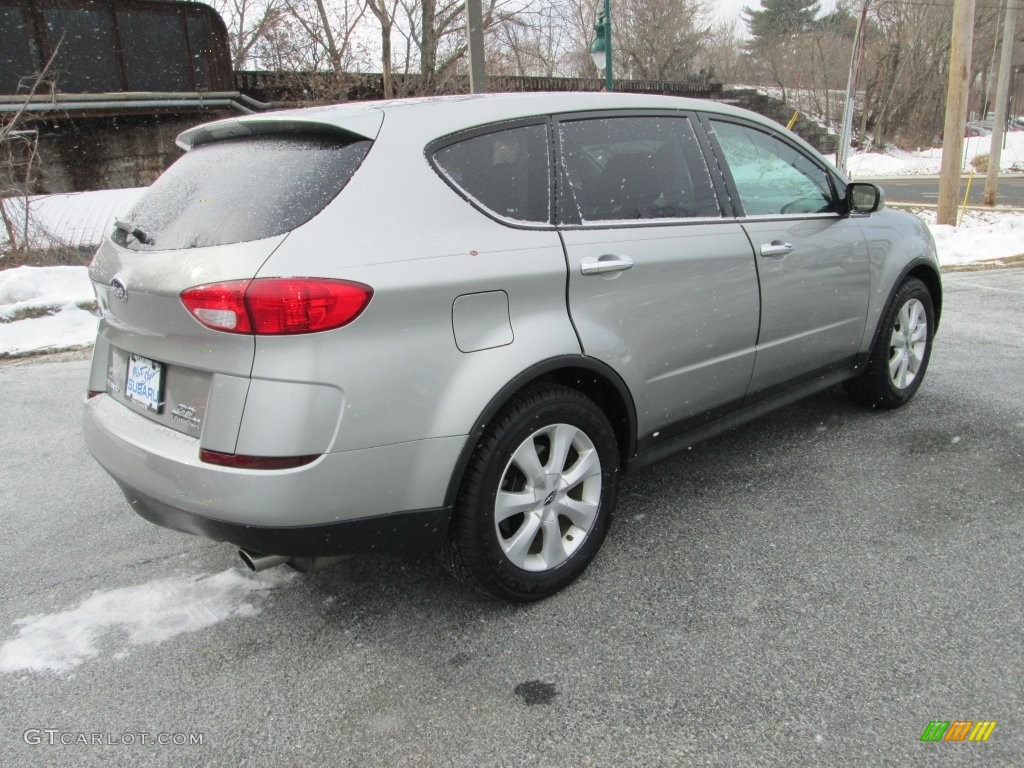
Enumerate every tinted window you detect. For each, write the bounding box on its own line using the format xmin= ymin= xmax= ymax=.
xmin=117 ymin=10 xmax=192 ymax=91
xmin=710 ymin=120 xmax=837 ymax=216
xmin=115 ymin=134 xmax=371 ymax=251
xmin=433 ymin=124 xmax=550 ymax=223
xmin=559 ymin=116 xmax=720 ymax=223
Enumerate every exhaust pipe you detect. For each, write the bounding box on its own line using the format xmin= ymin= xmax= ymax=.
xmin=238 ymin=550 xmax=289 ymax=572
xmin=238 ymin=549 xmax=350 ymax=573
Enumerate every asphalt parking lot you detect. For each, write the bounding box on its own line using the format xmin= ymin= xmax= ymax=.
xmin=1 ymin=269 xmax=1021 ymax=767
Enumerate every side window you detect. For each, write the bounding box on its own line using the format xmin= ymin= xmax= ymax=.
xmin=558 ymin=116 xmax=720 ymax=223
xmin=433 ymin=124 xmax=550 ymax=224
xmin=710 ymin=120 xmax=837 ymax=216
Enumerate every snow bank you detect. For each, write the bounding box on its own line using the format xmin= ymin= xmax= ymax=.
xmin=0 ymin=265 xmax=97 ymax=357
xmin=0 ymin=569 xmax=292 ymax=674
xmin=917 ymin=208 xmax=1024 ymax=266
xmin=0 ymin=307 xmax=97 ymax=356
xmin=845 ymin=133 xmax=1024 ymax=178
xmin=0 ymin=265 xmax=94 ymax=318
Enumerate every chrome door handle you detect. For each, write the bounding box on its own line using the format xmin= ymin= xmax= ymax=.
xmin=760 ymin=241 xmax=795 ymax=258
xmin=580 ymin=255 xmax=635 ymax=275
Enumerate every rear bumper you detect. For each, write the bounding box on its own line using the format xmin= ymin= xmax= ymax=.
xmin=120 ymin=483 xmax=451 ymax=556
xmin=83 ymin=394 xmax=464 ymax=554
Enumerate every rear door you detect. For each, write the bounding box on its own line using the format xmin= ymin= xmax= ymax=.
xmin=88 ymin=127 xmax=373 ymax=449
xmin=557 ymin=112 xmax=760 ymax=446
xmin=703 ymin=117 xmax=870 ymax=393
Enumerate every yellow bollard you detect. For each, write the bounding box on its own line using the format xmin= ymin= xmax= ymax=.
xmin=786 ymin=112 xmax=799 ymax=130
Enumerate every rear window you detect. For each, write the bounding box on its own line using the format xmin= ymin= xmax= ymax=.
xmin=114 ymin=134 xmax=371 ymax=251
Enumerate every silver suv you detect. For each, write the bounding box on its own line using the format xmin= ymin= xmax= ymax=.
xmin=83 ymin=93 xmax=941 ymax=601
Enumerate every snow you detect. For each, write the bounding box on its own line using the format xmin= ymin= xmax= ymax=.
xmin=915 ymin=208 xmax=1024 ymax=266
xmin=845 ymin=132 xmax=1024 ymax=178
xmin=0 ymin=307 xmax=97 ymax=356
xmin=0 ymin=265 xmax=97 ymax=357
xmin=0 ymin=265 xmax=94 ymax=317
xmin=0 ymin=187 xmax=145 ymax=252
xmin=0 ymin=569 xmax=292 ymax=674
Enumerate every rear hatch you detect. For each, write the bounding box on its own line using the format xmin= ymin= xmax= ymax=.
xmin=89 ymin=115 xmax=378 ymax=447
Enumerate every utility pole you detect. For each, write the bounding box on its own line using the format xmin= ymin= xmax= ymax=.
xmin=837 ymin=0 xmax=870 ymax=175
xmin=983 ymin=0 xmax=1017 ymax=206
xmin=466 ymin=0 xmax=487 ymax=94
xmin=937 ymin=0 xmax=976 ymax=225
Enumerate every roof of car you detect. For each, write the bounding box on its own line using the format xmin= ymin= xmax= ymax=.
xmin=176 ymin=91 xmax=819 ymax=161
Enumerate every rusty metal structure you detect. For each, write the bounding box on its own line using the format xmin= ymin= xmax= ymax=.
xmin=1 ymin=0 xmax=233 ymax=96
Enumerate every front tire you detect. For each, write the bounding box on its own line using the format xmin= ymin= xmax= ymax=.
xmin=847 ymin=277 xmax=935 ymax=409
xmin=442 ymin=385 xmax=620 ymax=602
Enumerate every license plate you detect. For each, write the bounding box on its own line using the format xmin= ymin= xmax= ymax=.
xmin=125 ymin=354 xmax=164 ymax=413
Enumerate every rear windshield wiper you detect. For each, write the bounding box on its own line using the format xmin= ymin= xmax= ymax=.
xmin=114 ymin=219 xmax=154 ymax=245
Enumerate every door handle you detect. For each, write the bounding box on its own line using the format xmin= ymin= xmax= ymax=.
xmin=760 ymin=241 xmax=795 ymax=258
xmin=580 ymin=255 xmax=635 ymax=275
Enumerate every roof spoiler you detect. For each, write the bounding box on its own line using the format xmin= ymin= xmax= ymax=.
xmin=176 ymin=109 xmax=385 ymax=151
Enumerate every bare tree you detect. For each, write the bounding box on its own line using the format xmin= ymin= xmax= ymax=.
xmin=395 ymin=0 xmax=468 ymax=93
xmin=1 ymin=38 xmax=62 ymax=255
xmin=614 ymin=0 xmax=711 ymax=81
xmin=276 ymin=0 xmax=367 ymax=94
xmin=488 ymin=2 xmax=571 ymax=77
xmin=366 ymin=0 xmax=402 ymax=96
xmin=693 ymin=20 xmax=744 ymax=84
xmin=208 ymin=0 xmax=285 ymax=69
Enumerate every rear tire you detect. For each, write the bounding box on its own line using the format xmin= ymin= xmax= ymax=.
xmin=846 ymin=277 xmax=934 ymax=409
xmin=441 ymin=385 xmax=620 ymax=602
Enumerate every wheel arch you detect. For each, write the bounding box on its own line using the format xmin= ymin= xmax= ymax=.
xmin=443 ymin=356 xmax=638 ymax=508
xmin=905 ymin=261 xmax=942 ymax=330
xmin=864 ymin=258 xmax=942 ymax=361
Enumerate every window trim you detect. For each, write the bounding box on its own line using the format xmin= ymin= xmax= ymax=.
xmin=553 ymin=109 xmax=727 ymax=230
xmin=425 ymin=117 xmax=557 ymax=230
xmin=699 ymin=113 xmax=846 ymax=221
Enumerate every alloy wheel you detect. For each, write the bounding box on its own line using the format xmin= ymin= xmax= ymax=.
xmin=493 ymin=423 xmax=602 ymax=572
xmin=888 ymin=297 xmax=928 ymax=390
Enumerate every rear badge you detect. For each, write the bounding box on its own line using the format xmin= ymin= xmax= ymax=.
xmin=170 ymin=403 xmax=202 ymax=430
xmin=110 ymin=276 xmax=128 ymax=302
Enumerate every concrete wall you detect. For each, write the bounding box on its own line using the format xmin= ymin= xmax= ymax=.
xmin=6 ymin=110 xmax=232 ymax=194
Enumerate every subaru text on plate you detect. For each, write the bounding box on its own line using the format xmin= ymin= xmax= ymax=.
xmin=83 ymin=93 xmax=941 ymax=601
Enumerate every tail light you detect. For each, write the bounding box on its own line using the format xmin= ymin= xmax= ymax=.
xmin=181 ymin=278 xmax=373 ymax=335
xmin=200 ymin=449 xmax=319 ymax=469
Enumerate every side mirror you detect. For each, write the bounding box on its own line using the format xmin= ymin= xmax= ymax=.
xmin=846 ymin=182 xmax=885 ymax=215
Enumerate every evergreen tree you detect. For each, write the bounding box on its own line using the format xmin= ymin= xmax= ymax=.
xmin=743 ymin=0 xmax=821 ymax=45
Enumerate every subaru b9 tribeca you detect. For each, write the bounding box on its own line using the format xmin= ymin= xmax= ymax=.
xmin=83 ymin=93 xmax=940 ymax=601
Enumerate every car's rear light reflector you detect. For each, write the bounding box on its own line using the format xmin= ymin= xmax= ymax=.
xmin=180 ymin=280 xmax=252 ymax=333
xmin=181 ymin=278 xmax=372 ymax=335
xmin=246 ymin=278 xmax=373 ymax=335
xmin=199 ymin=449 xmax=320 ymax=470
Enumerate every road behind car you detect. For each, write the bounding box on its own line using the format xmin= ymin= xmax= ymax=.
xmin=0 ymin=269 xmax=1021 ymax=767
